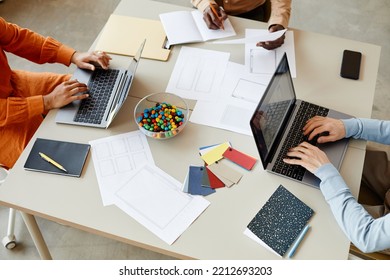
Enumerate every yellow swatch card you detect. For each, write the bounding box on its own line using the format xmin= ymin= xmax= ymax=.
xmin=200 ymin=142 xmax=230 ymax=165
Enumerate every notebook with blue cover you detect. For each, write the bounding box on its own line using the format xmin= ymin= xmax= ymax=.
xmin=244 ymin=185 xmax=314 ymax=257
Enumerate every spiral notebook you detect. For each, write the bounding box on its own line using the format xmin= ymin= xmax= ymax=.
xmin=244 ymin=185 xmax=314 ymax=257
xmin=24 ymin=138 xmax=90 ymax=177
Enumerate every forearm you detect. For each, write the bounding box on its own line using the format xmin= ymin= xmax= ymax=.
xmin=343 ymin=118 xmax=390 ymax=145
xmin=316 ymin=164 xmax=390 ymax=252
xmin=268 ymin=0 xmax=291 ymax=28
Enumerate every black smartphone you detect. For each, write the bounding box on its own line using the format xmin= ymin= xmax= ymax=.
xmin=340 ymin=50 xmax=362 ymax=80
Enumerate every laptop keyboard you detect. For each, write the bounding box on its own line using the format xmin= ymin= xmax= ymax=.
xmin=272 ymin=101 xmax=329 ymax=181
xmin=74 ymin=69 xmax=120 ymax=124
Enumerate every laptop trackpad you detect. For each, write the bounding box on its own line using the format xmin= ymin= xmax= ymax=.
xmin=319 ymin=138 xmax=349 ymax=170
xmin=302 ymin=138 xmax=349 ymax=188
xmin=55 ymin=99 xmax=80 ymax=122
xmin=72 ymin=68 xmax=92 ymax=84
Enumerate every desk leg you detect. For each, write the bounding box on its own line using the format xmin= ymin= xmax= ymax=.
xmin=20 ymin=212 xmax=52 ymax=260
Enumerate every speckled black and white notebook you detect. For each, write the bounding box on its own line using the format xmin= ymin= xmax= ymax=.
xmin=244 ymin=185 xmax=314 ymax=257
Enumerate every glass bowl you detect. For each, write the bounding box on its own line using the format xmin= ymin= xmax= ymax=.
xmin=134 ymin=92 xmax=189 ymax=139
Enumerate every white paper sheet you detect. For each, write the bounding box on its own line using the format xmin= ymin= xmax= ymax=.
xmin=113 ymin=163 xmax=210 ymax=245
xmin=212 ymin=29 xmax=287 ymax=44
xmin=243 ymin=228 xmax=281 ymax=258
xmin=89 ymin=131 xmax=155 ymax=206
xmin=245 ymin=29 xmax=296 ymax=78
xmin=166 ymin=46 xmax=230 ymax=101
xmin=190 ymin=62 xmax=272 ymax=135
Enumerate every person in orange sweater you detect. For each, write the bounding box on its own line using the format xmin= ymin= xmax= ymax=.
xmin=0 ymin=17 xmax=111 ymax=169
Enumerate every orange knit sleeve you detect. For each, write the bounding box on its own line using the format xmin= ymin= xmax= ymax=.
xmin=40 ymin=36 xmax=76 ymax=66
xmin=0 ymin=96 xmax=44 ymax=127
xmin=0 ymin=17 xmax=75 ymax=66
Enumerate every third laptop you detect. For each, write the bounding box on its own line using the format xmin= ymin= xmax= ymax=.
xmin=250 ymin=53 xmax=353 ymax=188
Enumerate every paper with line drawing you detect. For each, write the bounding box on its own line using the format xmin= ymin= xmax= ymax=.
xmin=89 ymin=131 xmax=155 ymax=206
xmin=245 ymin=29 xmax=296 ymax=77
xmin=113 ymin=163 xmax=210 ymax=245
xmin=190 ymin=61 xmax=272 ymax=135
xmin=166 ymin=46 xmax=230 ymax=101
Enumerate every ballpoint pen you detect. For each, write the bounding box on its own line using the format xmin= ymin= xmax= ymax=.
xmin=209 ymin=3 xmax=225 ymax=30
xmin=39 ymin=152 xmax=68 ymax=173
xmin=288 ymin=224 xmax=310 ymax=258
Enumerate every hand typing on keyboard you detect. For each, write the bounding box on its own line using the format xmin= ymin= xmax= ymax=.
xmin=43 ymin=79 xmax=89 ymax=110
xmin=303 ymin=116 xmax=346 ymax=143
xmin=71 ymin=50 xmax=112 ymax=71
xmin=283 ymin=116 xmax=346 ymax=173
xmin=303 ymin=131 xmax=329 ymax=145
xmin=283 ymin=142 xmax=331 ymax=174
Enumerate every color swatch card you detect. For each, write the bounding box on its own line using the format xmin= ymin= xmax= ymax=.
xmin=223 ymin=147 xmax=257 ymax=170
xmin=244 ymin=185 xmax=314 ymax=257
xmin=205 ymin=166 xmax=225 ymax=189
xmin=207 ymin=161 xmax=243 ymax=187
xmin=199 ymin=143 xmax=223 ymax=156
xmin=200 ymin=142 xmax=231 ymax=165
xmin=185 ymin=165 xmax=215 ymax=196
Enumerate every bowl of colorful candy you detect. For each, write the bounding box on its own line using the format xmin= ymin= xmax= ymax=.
xmin=134 ymin=92 xmax=189 ymax=139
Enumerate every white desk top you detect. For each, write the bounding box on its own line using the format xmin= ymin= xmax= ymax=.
xmin=0 ymin=0 xmax=381 ymax=259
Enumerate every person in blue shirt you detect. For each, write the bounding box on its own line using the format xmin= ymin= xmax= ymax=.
xmin=283 ymin=116 xmax=390 ymax=254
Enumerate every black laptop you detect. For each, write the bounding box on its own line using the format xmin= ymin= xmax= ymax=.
xmin=250 ymin=53 xmax=352 ymax=188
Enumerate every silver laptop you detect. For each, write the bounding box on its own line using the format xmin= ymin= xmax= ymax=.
xmin=250 ymin=53 xmax=352 ymax=188
xmin=55 ymin=40 xmax=145 ymax=128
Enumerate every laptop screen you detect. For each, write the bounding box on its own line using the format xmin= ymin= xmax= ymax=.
xmin=127 ymin=39 xmax=145 ymax=75
xmin=250 ymin=54 xmax=296 ymax=169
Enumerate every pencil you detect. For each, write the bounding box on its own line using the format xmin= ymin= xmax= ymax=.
xmin=288 ymin=224 xmax=310 ymax=258
xmin=209 ymin=3 xmax=224 ymax=30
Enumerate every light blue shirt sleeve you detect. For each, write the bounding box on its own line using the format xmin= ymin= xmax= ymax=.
xmin=315 ymin=163 xmax=390 ymax=253
xmin=342 ymin=118 xmax=390 ymax=144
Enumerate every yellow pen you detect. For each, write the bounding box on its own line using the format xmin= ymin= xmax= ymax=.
xmin=39 ymin=152 xmax=68 ymax=173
